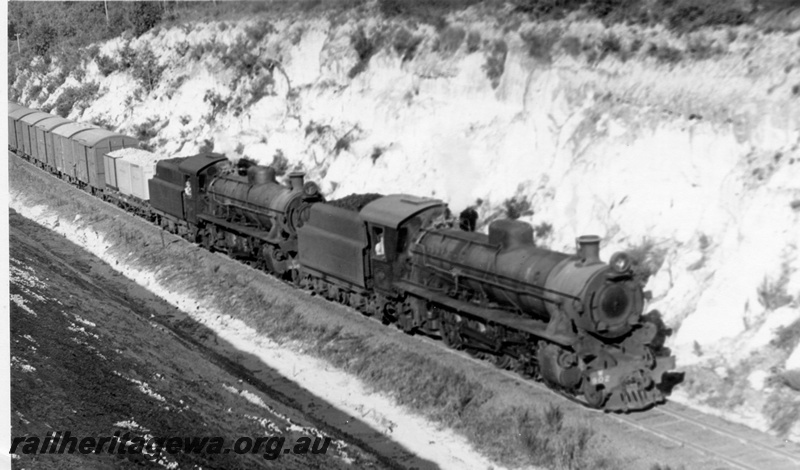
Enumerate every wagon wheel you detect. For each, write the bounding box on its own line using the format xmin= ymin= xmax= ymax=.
xmin=440 ymin=315 xmax=463 ymax=350
xmin=581 ymin=380 xmax=607 ymax=409
xmin=492 ymin=353 xmax=515 ymax=370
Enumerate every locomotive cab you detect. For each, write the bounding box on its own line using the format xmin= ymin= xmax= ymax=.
xmin=360 ymin=195 xmax=446 ymax=295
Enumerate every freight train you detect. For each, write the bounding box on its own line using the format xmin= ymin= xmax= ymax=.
xmin=8 ymin=101 xmax=676 ymax=412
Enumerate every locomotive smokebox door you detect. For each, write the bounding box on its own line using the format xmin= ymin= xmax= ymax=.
xmin=369 ymin=224 xmax=396 ymax=294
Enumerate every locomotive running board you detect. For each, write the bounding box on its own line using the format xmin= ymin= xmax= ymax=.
xmin=198 ymin=213 xmax=276 ymax=241
xmin=394 ymin=281 xmax=575 ymax=346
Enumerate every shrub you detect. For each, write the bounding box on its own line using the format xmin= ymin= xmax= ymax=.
xmin=662 ymin=0 xmax=748 ymax=32
xmin=520 ymin=29 xmax=560 ymax=63
xmin=348 ymin=27 xmax=383 ymax=79
xmin=393 ymin=28 xmax=423 ymax=62
xmin=503 ymin=196 xmax=532 ymax=220
xmin=370 ymin=146 xmax=385 ymax=164
xmin=130 ymin=1 xmax=163 ymax=37
xmin=247 ymin=74 xmax=276 ymax=106
xmin=27 ymin=84 xmax=43 ymax=102
xmin=466 ymin=31 xmax=481 ymax=53
xmin=597 ymin=33 xmax=625 ymax=62
xmin=772 ymin=318 xmax=800 ymax=352
xmin=130 ymin=45 xmax=166 ymax=92
xmin=244 ymin=19 xmax=275 ymax=43
xmin=758 ymin=262 xmax=795 ymax=311
xmin=560 ymin=36 xmax=581 ymax=57
xmin=626 ymin=238 xmax=668 ymax=283
xmin=483 ymin=39 xmax=508 ymax=89
xmin=271 ymin=150 xmax=289 ymax=176
xmin=96 ymin=55 xmax=118 ymax=77
xmin=132 ymin=118 xmax=160 ymax=142
xmin=512 ymin=0 xmax=586 ymax=19
xmin=534 ymin=222 xmax=553 ymax=240
xmin=54 ymin=82 xmax=100 ymax=118
xmin=434 ymin=26 xmax=466 ymax=54
xmin=174 ymin=40 xmax=191 ymax=57
xmin=203 ymin=90 xmax=228 ymax=120
xmin=198 ymin=138 xmax=215 ymax=153
xmin=334 ymin=126 xmax=359 ymax=155
xmin=646 ymin=43 xmax=683 ymax=65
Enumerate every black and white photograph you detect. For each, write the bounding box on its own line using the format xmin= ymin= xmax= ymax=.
xmin=4 ymin=0 xmax=800 ymax=468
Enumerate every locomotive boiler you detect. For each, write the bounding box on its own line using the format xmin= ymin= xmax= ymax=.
xmin=409 ymin=219 xmax=674 ymax=410
xmin=414 ymin=220 xmax=642 ymax=338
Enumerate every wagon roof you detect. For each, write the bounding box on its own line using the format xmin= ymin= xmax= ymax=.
xmin=34 ymin=116 xmax=73 ymax=132
xmin=20 ymin=112 xmax=56 ymax=125
xmin=178 ymin=153 xmax=228 ymax=175
xmin=8 ymin=102 xmax=24 ymax=113
xmin=51 ymin=122 xmax=99 ymax=138
xmin=107 ymin=148 xmax=164 ymax=166
xmin=360 ymin=194 xmax=445 ymax=229
xmin=72 ymin=128 xmax=138 ymax=147
xmin=8 ymin=107 xmax=37 ymax=120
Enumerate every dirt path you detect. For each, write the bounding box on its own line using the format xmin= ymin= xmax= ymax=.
xmin=8 ymin=209 xmax=421 ymax=469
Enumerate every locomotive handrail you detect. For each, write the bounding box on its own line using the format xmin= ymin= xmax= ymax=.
xmin=410 ymin=246 xmax=581 ymax=303
xmin=208 ymin=186 xmax=288 ymax=217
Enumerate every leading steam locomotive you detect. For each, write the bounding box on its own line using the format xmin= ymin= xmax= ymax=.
xmin=8 ymin=102 xmax=675 ymax=411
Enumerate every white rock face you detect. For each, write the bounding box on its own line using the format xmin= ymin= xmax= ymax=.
xmin=16 ymin=7 xmax=800 ymax=437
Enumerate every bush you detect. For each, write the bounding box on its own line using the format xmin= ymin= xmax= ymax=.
xmin=433 ymin=26 xmax=466 ymax=54
xmin=393 ymin=28 xmax=423 ymax=62
xmin=534 ymin=222 xmax=553 ymax=240
xmin=271 ymin=150 xmax=290 ymax=176
xmin=503 ymin=196 xmax=532 ymax=220
xmin=131 ymin=118 xmax=160 ymax=143
xmin=27 ymin=84 xmax=43 ymax=102
xmin=772 ymin=318 xmax=800 ymax=352
xmin=130 ymin=2 xmax=163 ymax=37
xmin=520 ymin=29 xmax=560 ymax=63
xmin=483 ymin=40 xmax=508 ymax=89
xmin=348 ymin=27 xmax=383 ymax=79
xmin=466 ymin=31 xmax=481 ymax=53
xmin=130 ymin=45 xmax=166 ymax=92
xmin=758 ymin=263 xmax=795 ymax=311
xmin=646 ymin=43 xmax=683 ymax=65
xmin=53 ymin=82 xmax=100 ymax=118
xmin=203 ymin=90 xmax=228 ymax=118
xmin=96 ymin=55 xmax=118 ymax=77
xmin=626 ymin=238 xmax=668 ymax=283
xmin=662 ymin=0 xmax=748 ymax=32
xmin=244 ymin=19 xmax=275 ymax=43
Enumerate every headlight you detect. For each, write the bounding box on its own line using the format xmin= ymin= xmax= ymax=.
xmin=609 ymin=252 xmax=632 ymax=273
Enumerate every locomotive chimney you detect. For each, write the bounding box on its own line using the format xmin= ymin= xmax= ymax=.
xmin=576 ymin=235 xmax=601 ymax=266
xmin=289 ymin=171 xmax=305 ymax=191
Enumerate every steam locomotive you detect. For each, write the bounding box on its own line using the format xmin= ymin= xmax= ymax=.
xmin=8 ymin=102 xmax=675 ymax=411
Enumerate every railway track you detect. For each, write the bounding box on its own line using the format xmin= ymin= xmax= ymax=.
xmin=14 ymin=154 xmax=800 ymax=469
xmin=612 ymin=402 xmax=800 ymax=470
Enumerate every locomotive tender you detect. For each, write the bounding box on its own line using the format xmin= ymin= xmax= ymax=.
xmin=8 ymin=101 xmax=675 ymax=411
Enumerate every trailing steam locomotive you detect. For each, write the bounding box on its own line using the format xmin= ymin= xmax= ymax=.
xmin=8 ymin=101 xmax=675 ymax=411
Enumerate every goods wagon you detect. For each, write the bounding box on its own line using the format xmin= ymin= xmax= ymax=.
xmin=18 ymin=112 xmax=57 ymax=164
xmin=49 ymin=123 xmax=98 ymax=180
xmin=8 ymin=107 xmax=37 ymax=153
xmin=71 ymin=129 xmax=139 ymax=191
xmin=105 ymin=148 xmax=162 ymax=200
xmin=33 ymin=116 xmax=73 ymax=172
